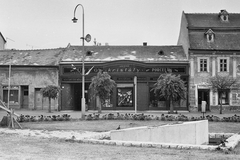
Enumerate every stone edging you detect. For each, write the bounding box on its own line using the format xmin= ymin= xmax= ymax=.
xmin=68 ymin=132 xmax=240 ymax=151
xmin=1 ymin=128 xmax=239 ymax=151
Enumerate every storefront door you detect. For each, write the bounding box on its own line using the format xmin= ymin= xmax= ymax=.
xmin=198 ymin=89 xmax=210 ymax=111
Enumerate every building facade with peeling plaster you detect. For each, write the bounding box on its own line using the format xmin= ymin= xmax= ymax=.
xmin=178 ymin=10 xmax=240 ymax=111
xmin=0 ymin=48 xmax=65 ymax=110
xmin=0 ymin=45 xmax=189 ymax=111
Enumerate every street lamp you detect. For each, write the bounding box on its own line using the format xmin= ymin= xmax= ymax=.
xmin=72 ymin=4 xmax=91 ymax=119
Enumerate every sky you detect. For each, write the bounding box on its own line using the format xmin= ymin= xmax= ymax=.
xmin=1 ymin=0 xmax=240 ymax=50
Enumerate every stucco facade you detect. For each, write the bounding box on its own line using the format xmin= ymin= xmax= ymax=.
xmin=0 ymin=48 xmax=64 ymax=110
xmin=178 ymin=10 xmax=240 ymax=111
xmin=0 ymin=67 xmax=59 ymax=109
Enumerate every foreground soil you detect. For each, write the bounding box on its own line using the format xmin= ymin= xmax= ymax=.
xmin=0 ymin=133 xmax=239 ymax=160
xmin=1 ymin=120 xmax=240 ymax=159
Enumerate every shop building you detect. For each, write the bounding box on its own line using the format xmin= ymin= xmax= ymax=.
xmin=178 ymin=10 xmax=240 ymax=111
xmin=59 ymin=45 xmax=189 ymax=111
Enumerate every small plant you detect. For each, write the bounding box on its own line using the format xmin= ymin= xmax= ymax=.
xmin=40 ymin=85 xmax=60 ymax=113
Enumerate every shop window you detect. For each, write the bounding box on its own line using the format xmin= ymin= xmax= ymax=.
xmin=218 ymin=90 xmax=229 ymax=105
xmin=117 ymin=87 xmax=133 ymax=107
xmin=149 ymin=87 xmax=166 ymax=108
xmin=3 ymin=86 xmax=19 ymax=105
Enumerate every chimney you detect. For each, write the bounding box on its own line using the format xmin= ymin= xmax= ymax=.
xmin=143 ymin=42 xmax=147 ymax=46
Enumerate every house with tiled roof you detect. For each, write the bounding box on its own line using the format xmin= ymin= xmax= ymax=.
xmin=0 ymin=44 xmax=189 ymax=111
xmin=178 ymin=10 xmax=240 ymax=111
xmin=0 ymin=48 xmax=65 ymax=109
xmin=59 ymin=44 xmax=189 ymax=111
xmin=0 ymin=32 xmax=6 ymax=50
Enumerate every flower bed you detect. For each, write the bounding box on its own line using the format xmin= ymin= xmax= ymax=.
xmin=85 ymin=113 xmax=240 ymax=122
xmin=17 ymin=114 xmax=71 ymax=122
xmin=16 ymin=112 xmax=240 ymax=123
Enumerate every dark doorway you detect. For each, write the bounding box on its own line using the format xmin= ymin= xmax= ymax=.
xmin=198 ymin=89 xmax=210 ymax=111
xmin=73 ymin=83 xmax=90 ymax=111
xmin=21 ymin=86 xmax=29 ymax=109
xmin=61 ymin=83 xmax=90 ymax=111
xmin=73 ymin=83 xmax=81 ymax=110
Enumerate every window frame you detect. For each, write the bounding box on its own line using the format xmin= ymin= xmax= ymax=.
xmin=217 ymin=57 xmax=229 ymax=72
xmin=197 ymin=57 xmax=210 ymax=72
xmin=218 ymin=89 xmax=229 ymax=105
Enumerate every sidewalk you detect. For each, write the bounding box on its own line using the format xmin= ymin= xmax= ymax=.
xmin=1 ymin=109 xmax=240 ymax=120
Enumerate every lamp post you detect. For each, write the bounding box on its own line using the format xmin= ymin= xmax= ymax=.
xmin=72 ymin=4 xmax=91 ymax=119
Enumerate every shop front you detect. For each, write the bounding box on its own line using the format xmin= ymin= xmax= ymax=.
xmin=59 ymin=60 xmax=189 ymax=111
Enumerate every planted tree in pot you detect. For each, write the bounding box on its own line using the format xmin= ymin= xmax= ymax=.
xmin=152 ymin=73 xmax=187 ymax=114
xmin=40 ymin=85 xmax=60 ymax=113
xmin=89 ymin=71 xmax=116 ymax=113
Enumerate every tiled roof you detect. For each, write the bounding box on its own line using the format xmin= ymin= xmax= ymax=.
xmin=185 ymin=13 xmax=240 ymax=28
xmin=183 ymin=11 xmax=240 ymax=50
xmin=189 ymin=31 xmax=240 ymax=50
xmin=61 ymin=45 xmax=187 ymax=63
xmin=0 ymin=48 xmax=65 ymax=66
xmin=0 ymin=45 xmax=187 ymax=66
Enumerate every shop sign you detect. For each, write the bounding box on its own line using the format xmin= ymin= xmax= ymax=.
xmin=64 ymin=65 xmax=185 ymax=74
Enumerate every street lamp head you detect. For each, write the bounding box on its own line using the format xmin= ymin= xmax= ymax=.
xmin=72 ymin=17 xmax=78 ymax=23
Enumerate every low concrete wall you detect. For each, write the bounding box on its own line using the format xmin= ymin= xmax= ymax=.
xmin=110 ymin=120 xmax=208 ymax=145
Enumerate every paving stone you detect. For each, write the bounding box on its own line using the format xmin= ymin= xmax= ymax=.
xmin=97 ymin=140 xmax=105 ymax=144
xmin=142 ymin=143 xmax=152 ymax=148
xmin=169 ymin=144 xmax=178 ymax=149
xmin=82 ymin=139 xmax=90 ymax=143
xmin=161 ymin=144 xmax=171 ymax=148
xmin=189 ymin=145 xmax=201 ymax=150
xmin=107 ymin=141 xmax=116 ymax=145
xmin=198 ymin=145 xmax=211 ymax=150
xmin=88 ymin=139 xmax=99 ymax=144
xmin=123 ymin=142 xmax=132 ymax=147
xmin=131 ymin=142 xmax=142 ymax=147
xmin=181 ymin=145 xmax=191 ymax=149
xmin=115 ymin=141 xmax=124 ymax=146
xmin=151 ymin=143 xmax=162 ymax=148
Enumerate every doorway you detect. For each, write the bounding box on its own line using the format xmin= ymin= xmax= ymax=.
xmin=61 ymin=83 xmax=90 ymax=111
xmin=21 ymin=86 xmax=29 ymax=109
xmin=198 ymin=89 xmax=210 ymax=111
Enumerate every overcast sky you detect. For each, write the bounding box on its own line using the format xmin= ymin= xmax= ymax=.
xmin=1 ymin=0 xmax=240 ymax=50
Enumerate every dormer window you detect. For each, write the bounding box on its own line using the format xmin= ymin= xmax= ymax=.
xmin=205 ymin=29 xmax=215 ymax=42
xmin=219 ymin=9 xmax=229 ymax=22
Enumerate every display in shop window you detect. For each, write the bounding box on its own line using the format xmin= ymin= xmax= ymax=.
xmin=117 ymin=88 xmax=133 ymax=107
